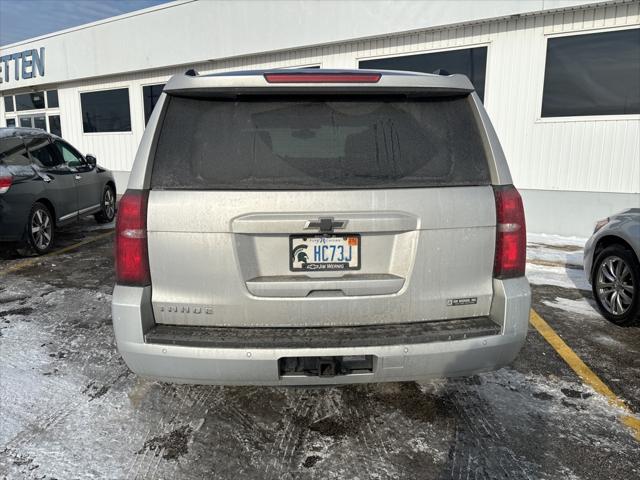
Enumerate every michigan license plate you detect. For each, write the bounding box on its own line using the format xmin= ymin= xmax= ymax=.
xmin=290 ymin=234 xmax=360 ymax=271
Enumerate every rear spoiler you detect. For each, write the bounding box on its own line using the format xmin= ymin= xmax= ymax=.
xmin=163 ymin=68 xmax=475 ymax=98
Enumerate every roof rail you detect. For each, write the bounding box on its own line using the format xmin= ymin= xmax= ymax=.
xmin=185 ymin=69 xmax=198 ymax=77
xmin=432 ymin=68 xmax=450 ymax=76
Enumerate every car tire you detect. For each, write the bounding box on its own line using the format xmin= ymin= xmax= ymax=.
xmin=592 ymin=244 xmax=640 ymax=327
xmin=94 ymin=185 xmax=116 ymax=224
xmin=20 ymin=202 xmax=55 ymax=256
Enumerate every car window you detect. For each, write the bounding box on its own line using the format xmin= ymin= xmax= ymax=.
xmin=25 ymin=137 xmax=62 ymax=168
xmin=53 ymin=140 xmax=84 ymax=168
xmin=0 ymin=137 xmax=30 ymax=166
xmin=151 ymin=95 xmax=490 ymax=190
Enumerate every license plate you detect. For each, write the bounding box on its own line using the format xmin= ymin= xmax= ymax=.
xmin=290 ymin=234 xmax=360 ymax=271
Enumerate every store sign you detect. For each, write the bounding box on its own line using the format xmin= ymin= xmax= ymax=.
xmin=0 ymin=47 xmax=45 ymax=83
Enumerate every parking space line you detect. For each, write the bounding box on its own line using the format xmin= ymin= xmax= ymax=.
xmin=530 ymin=309 xmax=640 ymax=441
xmin=0 ymin=230 xmax=114 ymax=277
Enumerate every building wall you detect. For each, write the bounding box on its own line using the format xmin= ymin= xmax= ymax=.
xmin=2 ymin=1 xmax=639 ymax=236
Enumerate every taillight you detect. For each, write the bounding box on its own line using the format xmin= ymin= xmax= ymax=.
xmin=115 ymin=189 xmax=150 ymax=286
xmin=0 ymin=175 xmax=13 ymax=194
xmin=493 ymin=185 xmax=526 ymax=279
xmin=264 ymin=73 xmax=381 ymax=83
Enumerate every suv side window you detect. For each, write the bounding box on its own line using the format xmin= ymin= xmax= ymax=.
xmin=25 ymin=137 xmax=62 ymax=169
xmin=0 ymin=138 xmax=30 ymax=166
xmin=53 ymin=140 xmax=85 ymax=169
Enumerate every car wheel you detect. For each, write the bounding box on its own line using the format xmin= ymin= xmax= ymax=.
xmin=592 ymin=244 xmax=640 ymax=327
xmin=23 ymin=202 xmax=55 ymax=255
xmin=94 ymin=185 xmax=116 ymax=224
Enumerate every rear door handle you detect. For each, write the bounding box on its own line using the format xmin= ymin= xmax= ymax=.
xmin=75 ymin=174 xmax=82 ymax=181
xmin=246 ymin=274 xmax=405 ymax=297
xmin=232 ymin=212 xmax=419 ymax=234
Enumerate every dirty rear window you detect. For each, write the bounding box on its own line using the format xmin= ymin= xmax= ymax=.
xmin=151 ymin=95 xmax=490 ymax=190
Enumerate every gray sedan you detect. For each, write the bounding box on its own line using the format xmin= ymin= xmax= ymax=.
xmin=584 ymin=209 xmax=640 ymax=326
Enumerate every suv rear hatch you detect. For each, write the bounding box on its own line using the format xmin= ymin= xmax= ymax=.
xmin=143 ymin=73 xmax=497 ymax=327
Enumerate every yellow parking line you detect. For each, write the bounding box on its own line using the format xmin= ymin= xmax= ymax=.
xmin=0 ymin=230 xmax=114 ymax=277
xmin=530 ymin=309 xmax=640 ymax=441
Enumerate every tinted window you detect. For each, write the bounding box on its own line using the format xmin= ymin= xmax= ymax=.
xmin=143 ymin=84 xmax=165 ymax=124
xmin=6 ymin=118 xmax=16 ymax=127
xmin=53 ymin=140 xmax=84 ymax=168
xmin=46 ymin=90 xmax=59 ymax=108
xmin=542 ymin=29 xmax=640 ymax=117
xmin=81 ymin=88 xmax=131 ymax=132
xmin=3 ymin=96 xmax=14 ymax=112
xmin=359 ymin=47 xmax=488 ymax=101
xmin=0 ymin=138 xmax=30 ymax=166
xmin=152 ymin=95 xmax=489 ymax=190
xmin=15 ymin=91 xmax=46 ymax=111
xmin=49 ymin=115 xmax=61 ymax=137
xmin=26 ymin=137 xmax=61 ymax=168
xmin=34 ymin=115 xmax=46 ymax=130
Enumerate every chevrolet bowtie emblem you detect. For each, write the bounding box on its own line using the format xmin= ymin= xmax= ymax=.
xmin=304 ymin=217 xmax=347 ymax=233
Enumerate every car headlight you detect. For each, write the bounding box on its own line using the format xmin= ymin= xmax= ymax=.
xmin=594 ymin=217 xmax=609 ymax=233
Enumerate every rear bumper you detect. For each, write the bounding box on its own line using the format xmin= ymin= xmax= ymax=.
xmin=0 ymin=197 xmax=28 ymax=242
xmin=111 ymin=277 xmax=531 ymax=385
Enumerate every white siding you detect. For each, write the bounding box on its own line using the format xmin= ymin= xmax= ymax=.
xmin=2 ymin=1 xmax=639 ymax=197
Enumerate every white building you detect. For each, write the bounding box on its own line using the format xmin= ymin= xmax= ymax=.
xmin=0 ymin=0 xmax=638 ymax=236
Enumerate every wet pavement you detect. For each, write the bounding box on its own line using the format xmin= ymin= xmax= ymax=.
xmin=0 ymin=219 xmax=638 ymax=479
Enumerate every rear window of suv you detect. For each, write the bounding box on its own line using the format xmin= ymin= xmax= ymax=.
xmin=151 ymin=95 xmax=490 ymax=190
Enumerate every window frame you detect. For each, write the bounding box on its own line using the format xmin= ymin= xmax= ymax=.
xmin=48 ymin=114 xmax=62 ymax=137
xmin=79 ymin=86 xmax=133 ymax=135
xmin=3 ymin=95 xmax=15 ymax=113
xmin=46 ymin=90 xmax=59 ymax=109
xmin=14 ymin=91 xmax=47 ymax=111
xmin=3 ymin=88 xmax=60 ymax=131
xmin=356 ymin=42 xmax=492 ymax=105
xmin=536 ymin=25 xmax=640 ymax=123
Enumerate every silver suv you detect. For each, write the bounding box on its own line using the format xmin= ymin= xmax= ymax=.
xmin=112 ymin=69 xmax=531 ymax=385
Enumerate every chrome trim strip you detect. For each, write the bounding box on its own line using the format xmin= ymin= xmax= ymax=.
xmin=78 ymin=204 xmax=101 ymax=215
xmin=58 ymin=211 xmax=78 ymax=221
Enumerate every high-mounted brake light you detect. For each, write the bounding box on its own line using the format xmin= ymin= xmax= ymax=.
xmin=115 ymin=189 xmax=150 ymax=286
xmin=264 ymin=73 xmax=381 ymax=83
xmin=493 ymin=185 xmax=526 ymax=279
xmin=0 ymin=175 xmax=12 ymax=194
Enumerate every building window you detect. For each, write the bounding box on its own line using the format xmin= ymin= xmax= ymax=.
xmin=49 ymin=115 xmax=62 ymax=137
xmin=46 ymin=90 xmax=59 ymax=108
xmin=15 ymin=91 xmax=46 ymax=111
xmin=81 ymin=88 xmax=131 ymax=133
xmin=3 ymin=96 xmax=14 ymax=112
xmin=542 ymin=28 xmax=640 ymax=117
xmin=6 ymin=118 xmax=16 ymax=127
xmin=143 ymin=84 xmax=165 ymax=124
xmin=359 ymin=46 xmax=488 ymax=101
xmin=18 ymin=114 xmax=46 ymax=130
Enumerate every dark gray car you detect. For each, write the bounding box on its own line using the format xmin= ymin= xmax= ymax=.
xmin=0 ymin=128 xmax=116 ymax=254
xmin=584 ymin=209 xmax=640 ymax=326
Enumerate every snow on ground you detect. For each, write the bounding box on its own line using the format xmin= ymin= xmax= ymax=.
xmin=542 ymin=297 xmax=601 ymax=318
xmin=527 ymin=233 xmax=588 ymax=248
xmin=526 ymin=263 xmax=591 ymax=291
xmin=525 ymin=232 xmax=591 ymax=290
xmin=527 ymin=233 xmax=586 ymax=268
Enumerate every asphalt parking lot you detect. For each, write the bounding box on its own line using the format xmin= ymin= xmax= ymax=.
xmin=0 ymin=219 xmax=638 ymax=480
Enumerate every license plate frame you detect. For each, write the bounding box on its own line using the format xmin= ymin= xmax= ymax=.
xmin=289 ymin=234 xmax=361 ymax=272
